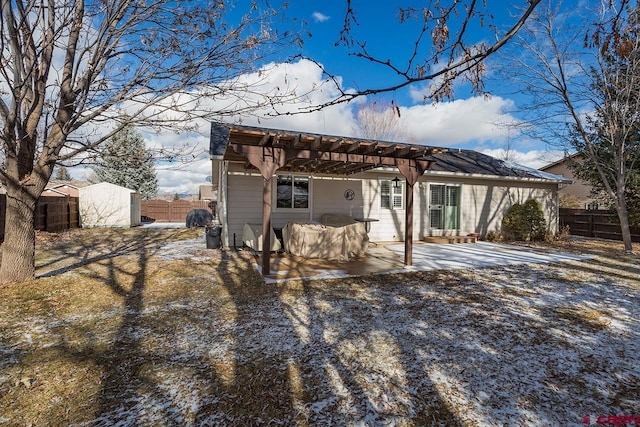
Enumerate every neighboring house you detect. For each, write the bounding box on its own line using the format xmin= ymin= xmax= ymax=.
xmin=43 ymin=180 xmax=89 ymax=197
xmin=199 ymin=184 xmax=218 ymax=218
xmin=198 ymin=184 xmax=217 ymax=202
xmin=1 ymin=179 xmax=86 ymax=196
xmin=210 ymin=122 xmax=569 ymax=272
xmin=41 ymin=187 xmax=68 ymax=197
xmin=539 ymin=154 xmax=601 ymax=209
xmin=79 ymin=182 xmax=142 ymax=228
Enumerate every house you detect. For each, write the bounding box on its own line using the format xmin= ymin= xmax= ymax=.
xmin=210 ymin=122 xmax=570 ymax=274
xmin=198 ymin=184 xmax=217 ymax=202
xmin=539 ymin=154 xmax=601 ymax=209
xmin=43 ymin=180 xmax=89 ymax=197
xmin=41 ymin=187 xmax=69 ymax=197
xmin=79 ymin=182 xmax=142 ymax=228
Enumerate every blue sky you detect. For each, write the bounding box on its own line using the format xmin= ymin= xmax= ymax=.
xmin=286 ymin=1 xmax=543 ymax=105
xmin=76 ymin=1 xmax=571 ymax=195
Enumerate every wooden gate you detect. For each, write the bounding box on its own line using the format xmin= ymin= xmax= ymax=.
xmin=0 ymin=195 xmax=80 ymax=241
xmin=141 ymin=200 xmax=213 ymax=223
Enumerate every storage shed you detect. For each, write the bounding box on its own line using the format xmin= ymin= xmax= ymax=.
xmin=79 ymin=182 xmax=142 ymax=228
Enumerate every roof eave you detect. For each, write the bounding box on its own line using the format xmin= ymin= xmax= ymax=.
xmin=422 ymin=169 xmax=572 ymax=184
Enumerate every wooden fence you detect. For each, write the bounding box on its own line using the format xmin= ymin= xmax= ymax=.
xmin=141 ymin=200 xmax=213 ymax=223
xmin=0 ymin=195 xmax=80 ymax=241
xmin=559 ymin=208 xmax=640 ymax=242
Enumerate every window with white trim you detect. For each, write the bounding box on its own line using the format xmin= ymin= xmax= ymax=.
xmin=380 ymin=179 xmax=404 ymax=210
xmin=276 ymin=174 xmax=310 ymax=209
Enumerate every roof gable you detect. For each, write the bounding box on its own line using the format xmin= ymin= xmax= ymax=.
xmin=83 ymin=182 xmax=137 ymax=193
xmin=539 ymin=152 xmax=581 ymax=171
xmin=46 ymin=179 xmax=89 ymax=188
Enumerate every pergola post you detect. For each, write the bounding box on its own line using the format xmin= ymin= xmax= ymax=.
xmin=230 ymin=144 xmax=292 ymax=276
xmin=261 ymin=177 xmax=272 ymax=274
xmin=397 ymin=159 xmax=432 ymax=266
xmin=404 ymin=180 xmax=414 ymax=266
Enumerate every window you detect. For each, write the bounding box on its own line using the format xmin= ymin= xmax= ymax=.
xmin=380 ymin=179 xmax=404 ymax=210
xmin=276 ymin=175 xmax=309 ymax=209
xmin=429 ymin=184 xmax=460 ymax=229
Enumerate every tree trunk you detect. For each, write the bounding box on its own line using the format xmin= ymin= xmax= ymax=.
xmin=0 ymin=187 xmax=38 ymax=284
xmin=616 ymin=192 xmax=634 ymax=254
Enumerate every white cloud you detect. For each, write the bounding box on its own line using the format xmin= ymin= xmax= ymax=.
xmin=118 ymin=59 xmax=358 ymax=194
xmin=65 ymin=59 xmax=557 ymax=195
xmin=478 ymin=148 xmax=565 ymax=169
xmin=398 ymin=96 xmax=520 ymax=146
xmin=209 ymin=59 xmax=356 ymax=136
xmin=312 ymin=12 xmax=330 ymax=23
xmin=155 ymin=157 xmax=212 ymax=196
xmin=141 ymin=63 xmax=557 ymax=193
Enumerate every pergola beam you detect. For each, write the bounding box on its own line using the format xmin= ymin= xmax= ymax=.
xmin=229 ymin=143 xmax=435 ymax=172
xmin=292 ymin=134 xmax=305 ymax=149
xmin=310 ymin=135 xmax=323 ymax=150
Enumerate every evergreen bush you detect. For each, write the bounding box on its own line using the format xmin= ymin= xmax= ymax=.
xmin=523 ymin=199 xmax=547 ymax=241
xmin=502 ymin=199 xmax=547 ymax=241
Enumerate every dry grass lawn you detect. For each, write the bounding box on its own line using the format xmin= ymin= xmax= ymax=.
xmin=0 ymin=228 xmax=638 ymax=426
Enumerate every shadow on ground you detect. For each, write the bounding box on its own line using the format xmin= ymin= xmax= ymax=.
xmin=1 ymin=230 xmax=637 ymax=425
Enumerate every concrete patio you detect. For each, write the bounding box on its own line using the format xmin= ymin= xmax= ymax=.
xmin=250 ymin=241 xmax=591 ymax=284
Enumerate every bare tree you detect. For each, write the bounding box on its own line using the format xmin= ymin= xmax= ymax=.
xmin=505 ymin=0 xmax=638 ymax=252
xmin=0 ymin=0 xmax=303 ymax=284
xmin=490 ymin=123 xmax=523 ymax=163
xmin=291 ymin=0 xmax=542 ymax=113
xmin=352 ymin=98 xmax=413 ymax=142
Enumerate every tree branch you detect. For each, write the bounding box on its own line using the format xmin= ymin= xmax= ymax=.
xmin=287 ymin=0 xmax=542 ymax=113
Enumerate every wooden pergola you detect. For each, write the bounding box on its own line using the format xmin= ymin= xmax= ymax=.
xmin=211 ymin=122 xmax=447 ymax=275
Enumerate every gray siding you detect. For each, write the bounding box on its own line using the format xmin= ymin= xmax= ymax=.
xmin=223 ymin=163 xmax=560 ymax=245
xmin=226 ymin=173 xmax=262 ymax=245
xmin=226 ymin=168 xmax=310 ymax=246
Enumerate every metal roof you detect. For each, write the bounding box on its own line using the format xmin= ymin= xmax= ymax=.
xmin=425 ymin=149 xmax=571 ymax=182
xmin=210 ymin=122 xmax=569 ymax=182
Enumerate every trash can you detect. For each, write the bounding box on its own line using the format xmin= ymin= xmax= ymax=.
xmin=205 ymin=225 xmax=222 ymax=249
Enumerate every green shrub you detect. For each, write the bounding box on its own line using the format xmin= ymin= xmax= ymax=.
xmin=523 ymin=199 xmax=547 ymax=241
xmin=502 ymin=199 xmax=547 ymax=241
xmin=484 ymin=230 xmax=501 ymax=242
xmin=502 ymin=203 xmax=526 ymax=241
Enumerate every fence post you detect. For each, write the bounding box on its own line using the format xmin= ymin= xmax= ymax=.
xmin=43 ymin=203 xmax=49 ymax=232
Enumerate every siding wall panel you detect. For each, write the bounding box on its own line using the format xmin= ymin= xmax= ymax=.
xmin=224 ymin=163 xmax=560 ymax=245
